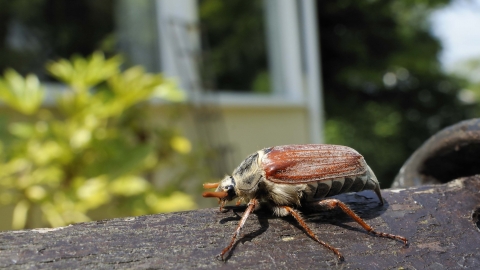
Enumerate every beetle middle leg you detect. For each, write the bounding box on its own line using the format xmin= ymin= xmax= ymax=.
xmin=308 ymin=199 xmax=408 ymax=245
xmin=282 ymin=206 xmax=344 ymax=261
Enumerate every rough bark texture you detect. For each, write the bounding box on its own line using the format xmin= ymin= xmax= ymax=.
xmin=1 ymin=177 xmax=480 ymax=269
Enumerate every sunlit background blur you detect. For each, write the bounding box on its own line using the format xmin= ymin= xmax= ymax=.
xmin=0 ymin=0 xmax=479 ymax=230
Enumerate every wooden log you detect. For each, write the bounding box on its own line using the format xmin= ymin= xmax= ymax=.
xmin=393 ymin=118 xmax=480 ymax=188
xmin=1 ymin=176 xmax=480 ymax=269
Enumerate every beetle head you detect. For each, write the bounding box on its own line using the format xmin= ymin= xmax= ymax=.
xmin=202 ymin=176 xmax=237 ymax=210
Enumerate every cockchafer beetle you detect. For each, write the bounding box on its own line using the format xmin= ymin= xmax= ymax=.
xmin=203 ymin=144 xmax=408 ymax=261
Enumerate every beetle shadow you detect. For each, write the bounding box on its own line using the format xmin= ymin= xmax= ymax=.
xmin=217 ymin=191 xmax=393 ymax=261
xmin=299 ymin=191 xmax=391 ymax=236
xmin=219 ymin=206 xmax=271 ymax=261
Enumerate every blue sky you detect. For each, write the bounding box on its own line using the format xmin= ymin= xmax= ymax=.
xmin=430 ymin=0 xmax=480 ymax=71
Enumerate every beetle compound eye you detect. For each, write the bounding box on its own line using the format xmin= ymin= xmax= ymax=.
xmin=223 ymin=185 xmax=236 ymax=198
xmin=222 ymin=185 xmax=233 ymax=194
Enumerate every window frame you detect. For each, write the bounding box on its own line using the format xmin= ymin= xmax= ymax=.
xmin=155 ymin=0 xmax=323 ymax=142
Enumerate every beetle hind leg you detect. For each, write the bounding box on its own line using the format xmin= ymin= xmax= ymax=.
xmin=308 ymin=199 xmax=408 ymax=245
xmin=282 ymin=206 xmax=344 ymax=261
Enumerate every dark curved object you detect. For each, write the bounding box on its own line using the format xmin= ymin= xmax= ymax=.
xmin=392 ymin=118 xmax=480 ymax=188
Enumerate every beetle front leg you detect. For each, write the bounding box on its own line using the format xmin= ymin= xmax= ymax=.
xmin=235 ymin=197 xmax=244 ymax=206
xmin=219 ymin=198 xmax=258 ymax=260
xmin=308 ymin=199 xmax=408 ymax=245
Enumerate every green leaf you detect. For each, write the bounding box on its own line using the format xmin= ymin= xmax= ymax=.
xmin=8 ymin=122 xmax=35 ymax=138
xmin=47 ymin=52 xmax=121 ymax=89
xmin=75 ymin=176 xmax=110 ymax=210
xmin=12 ymin=200 xmax=30 ymax=229
xmin=82 ymin=142 xmax=154 ymax=180
xmin=0 ymin=69 xmax=44 ymax=115
xmin=146 ymin=191 xmax=196 ymax=213
xmin=110 ymin=175 xmax=151 ymax=196
xmin=153 ymin=79 xmax=185 ymax=102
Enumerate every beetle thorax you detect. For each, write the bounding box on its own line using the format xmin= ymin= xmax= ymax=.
xmin=228 ymin=151 xmax=265 ymax=200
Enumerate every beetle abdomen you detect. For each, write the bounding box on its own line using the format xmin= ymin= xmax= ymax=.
xmin=305 ymin=167 xmax=380 ymax=200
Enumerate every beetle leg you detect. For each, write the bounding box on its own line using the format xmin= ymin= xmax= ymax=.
xmin=219 ymin=198 xmax=258 ymax=260
xmin=219 ymin=200 xmax=226 ymax=212
xmin=309 ymin=199 xmax=408 ymax=245
xmin=373 ymin=186 xmax=384 ymax=206
xmin=235 ymin=198 xmax=244 ymax=206
xmin=283 ymin=206 xmax=344 ymax=261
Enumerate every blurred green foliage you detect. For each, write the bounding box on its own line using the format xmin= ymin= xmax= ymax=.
xmin=1 ymin=0 xmax=477 ymax=207
xmin=198 ymin=0 xmax=269 ymax=93
xmin=196 ymin=0 xmax=475 ymax=187
xmin=449 ymin=58 xmax=480 ymax=113
xmin=0 ymin=0 xmax=115 ymax=79
xmin=317 ymin=0 xmax=474 ymax=186
xmin=0 ymin=52 xmax=198 ymax=229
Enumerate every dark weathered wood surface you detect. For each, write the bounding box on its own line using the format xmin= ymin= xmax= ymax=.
xmin=1 ymin=177 xmax=480 ymax=269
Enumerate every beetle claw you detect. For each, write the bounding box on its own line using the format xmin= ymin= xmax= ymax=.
xmin=219 ymin=201 xmax=229 ymax=213
xmin=216 ymin=253 xmax=226 ymax=262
